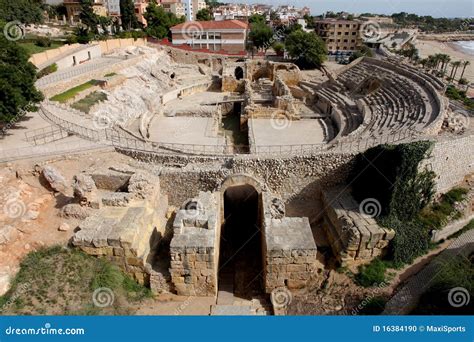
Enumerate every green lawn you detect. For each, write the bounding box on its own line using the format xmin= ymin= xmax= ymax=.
xmin=19 ymin=41 xmax=64 ymax=56
xmin=50 ymin=80 xmax=100 ymax=103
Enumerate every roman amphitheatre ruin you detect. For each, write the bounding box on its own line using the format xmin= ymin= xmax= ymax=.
xmin=1 ymin=40 xmax=473 ymax=315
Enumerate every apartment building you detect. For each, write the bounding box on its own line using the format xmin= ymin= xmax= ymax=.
xmin=64 ymin=0 xmax=107 ymax=22
xmin=170 ymin=20 xmax=249 ymax=53
xmin=134 ymin=0 xmax=149 ymax=26
xmin=314 ymin=19 xmax=363 ymax=53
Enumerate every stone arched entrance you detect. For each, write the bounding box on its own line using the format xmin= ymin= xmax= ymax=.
xmin=218 ymin=175 xmax=264 ymax=298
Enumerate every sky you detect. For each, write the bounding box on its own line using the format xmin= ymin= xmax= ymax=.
xmin=223 ymin=0 xmax=474 ymax=18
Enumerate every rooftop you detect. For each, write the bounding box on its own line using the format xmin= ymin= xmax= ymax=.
xmin=171 ymin=20 xmax=249 ymax=31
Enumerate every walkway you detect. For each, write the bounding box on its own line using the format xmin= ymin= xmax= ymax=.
xmin=383 ymin=229 xmax=474 ymax=315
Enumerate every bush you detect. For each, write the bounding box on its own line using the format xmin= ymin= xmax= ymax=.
xmin=459 ymin=78 xmax=468 ymax=85
xmin=37 ymin=63 xmax=57 ymax=79
xmin=356 ymin=258 xmax=387 ymax=287
xmin=273 ymin=42 xmax=285 ymax=55
xmin=66 ymin=35 xmax=78 ymax=45
xmin=411 ymin=255 xmax=474 ymax=315
xmin=35 ymin=36 xmax=52 ymax=47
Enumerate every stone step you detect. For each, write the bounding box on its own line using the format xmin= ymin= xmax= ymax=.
xmin=210 ymin=305 xmax=254 ymax=316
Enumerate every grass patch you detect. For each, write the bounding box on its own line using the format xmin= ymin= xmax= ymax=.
xmin=104 ymin=72 xmax=117 ymax=77
xmin=418 ymin=187 xmax=468 ymax=230
xmin=19 ymin=41 xmax=64 ymax=56
xmin=37 ymin=63 xmax=58 ymax=79
xmin=355 ymin=258 xmax=387 ymax=287
xmin=50 ymin=80 xmax=100 ymax=103
xmin=71 ymin=91 xmax=108 ymax=113
xmin=0 ymin=246 xmax=152 ymax=315
xmin=449 ymin=219 xmax=474 ymax=240
xmin=411 ymin=255 xmax=474 ymax=315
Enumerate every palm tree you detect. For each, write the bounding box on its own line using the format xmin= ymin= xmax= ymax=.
xmin=442 ymin=54 xmax=451 ymax=73
xmin=452 ymin=61 xmax=462 ymax=80
xmin=459 ymin=60 xmax=471 ymax=81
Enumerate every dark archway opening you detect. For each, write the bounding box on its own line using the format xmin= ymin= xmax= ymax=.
xmin=220 ymin=185 xmax=262 ymax=298
xmin=234 ymin=66 xmax=244 ymax=80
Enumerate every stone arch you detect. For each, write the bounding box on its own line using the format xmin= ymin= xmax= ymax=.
xmin=218 ymin=173 xmax=264 ymax=194
xmin=234 ymin=66 xmax=244 ymax=80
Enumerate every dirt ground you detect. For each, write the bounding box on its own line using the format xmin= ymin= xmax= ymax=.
xmin=0 ymin=151 xmax=133 ymax=295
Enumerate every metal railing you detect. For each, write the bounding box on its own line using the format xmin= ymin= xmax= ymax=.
xmin=40 ymin=102 xmax=433 ymax=158
xmin=24 ymin=125 xmax=70 ymax=145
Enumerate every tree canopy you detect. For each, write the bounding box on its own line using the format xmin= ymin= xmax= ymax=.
xmin=196 ymin=8 xmax=212 ymax=21
xmin=248 ymin=22 xmax=273 ymax=52
xmin=285 ymin=30 xmax=327 ymax=69
xmin=0 ymin=0 xmax=43 ymax=25
xmin=144 ymin=0 xmax=184 ymax=39
xmin=120 ymin=0 xmax=140 ymax=30
xmin=0 ymin=30 xmax=43 ymax=124
xmin=80 ymin=0 xmax=100 ymax=34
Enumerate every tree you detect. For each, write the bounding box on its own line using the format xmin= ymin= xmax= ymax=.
xmin=0 ymin=0 xmax=43 ymax=25
xmin=249 ymin=14 xmax=265 ymax=24
xmin=196 ymin=8 xmax=212 ymax=21
xmin=285 ymin=30 xmax=327 ymax=69
xmin=120 ymin=0 xmax=139 ymax=30
xmin=74 ymin=26 xmax=93 ymax=44
xmin=0 ymin=30 xmax=43 ymax=125
xmin=98 ymin=16 xmax=112 ymax=35
xmin=80 ymin=0 xmax=99 ymax=34
xmin=248 ymin=22 xmax=273 ymax=53
xmin=144 ymin=0 xmax=184 ymax=39
xmin=459 ymin=60 xmax=470 ymax=82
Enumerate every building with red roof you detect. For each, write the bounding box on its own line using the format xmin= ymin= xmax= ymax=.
xmin=170 ymin=20 xmax=249 ymax=54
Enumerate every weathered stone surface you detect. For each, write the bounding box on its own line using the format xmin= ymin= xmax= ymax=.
xmin=60 ymin=203 xmax=91 ymax=220
xmin=42 ymin=166 xmax=67 ymax=192
xmin=72 ymin=174 xmax=97 ymax=199
xmin=101 ymin=192 xmax=133 ymax=207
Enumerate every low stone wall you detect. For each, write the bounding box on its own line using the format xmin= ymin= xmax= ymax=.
xmin=40 ymin=56 xmax=145 ymax=98
xmin=321 ymin=187 xmax=395 ymax=265
xmin=262 ymin=193 xmax=320 ymax=292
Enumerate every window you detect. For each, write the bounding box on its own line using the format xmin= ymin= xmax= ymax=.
xmin=346 ymin=24 xmax=349 ymax=28
xmin=352 ymin=32 xmax=356 ymax=35
xmin=351 ymin=39 xmax=355 ymax=43
xmin=345 ymin=32 xmax=349 ymax=35
xmin=337 ymin=32 xmax=341 ymax=35
xmin=343 ymin=39 xmax=348 ymax=43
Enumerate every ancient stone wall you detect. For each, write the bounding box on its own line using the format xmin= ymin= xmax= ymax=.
xmin=169 ymin=192 xmax=220 ymax=296
xmin=422 ymin=134 xmax=474 ymax=195
xmin=321 ymin=187 xmax=395 ymax=265
xmin=262 ymin=193 xmax=321 ymax=292
xmin=119 ymin=152 xmax=355 ymax=207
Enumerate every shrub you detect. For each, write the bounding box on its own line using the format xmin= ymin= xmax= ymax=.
xmin=458 ymin=78 xmax=468 ymax=85
xmin=355 ymin=258 xmax=387 ymax=287
xmin=35 ymin=36 xmax=52 ymax=47
xmin=37 ymin=63 xmax=58 ymax=79
xmin=357 ymin=296 xmax=388 ymax=315
xmin=66 ymin=35 xmax=78 ymax=45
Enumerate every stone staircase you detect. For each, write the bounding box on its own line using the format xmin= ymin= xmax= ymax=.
xmin=210 ymin=267 xmax=273 ymax=316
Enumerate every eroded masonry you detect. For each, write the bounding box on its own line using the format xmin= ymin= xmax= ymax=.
xmin=41 ymin=45 xmax=469 ymax=310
